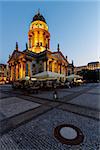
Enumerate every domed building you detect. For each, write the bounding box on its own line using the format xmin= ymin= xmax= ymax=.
xmin=28 ymin=11 xmax=50 ymax=53
xmin=8 ymin=11 xmax=70 ymax=81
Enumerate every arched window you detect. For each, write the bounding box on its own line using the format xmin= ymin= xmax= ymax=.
xmin=40 ymin=42 xmax=42 ymax=46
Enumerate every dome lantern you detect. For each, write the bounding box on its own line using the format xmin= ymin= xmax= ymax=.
xmin=32 ymin=10 xmax=46 ymax=23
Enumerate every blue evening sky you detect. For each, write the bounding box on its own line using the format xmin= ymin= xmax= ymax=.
xmin=0 ymin=1 xmax=99 ymax=66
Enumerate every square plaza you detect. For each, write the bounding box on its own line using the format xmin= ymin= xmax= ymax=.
xmin=0 ymin=83 xmax=100 ymax=150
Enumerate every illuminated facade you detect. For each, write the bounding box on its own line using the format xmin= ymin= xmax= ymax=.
xmin=8 ymin=11 xmax=69 ymax=81
xmin=87 ymin=62 xmax=100 ymax=70
xmin=0 ymin=64 xmax=8 ymax=82
xmin=75 ymin=61 xmax=100 ymax=74
xmin=28 ymin=12 xmax=50 ymax=53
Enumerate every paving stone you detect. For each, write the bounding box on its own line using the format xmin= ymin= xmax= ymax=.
xmin=0 ymin=112 xmax=6 ymax=121
xmin=87 ymin=88 xmax=100 ymax=94
xmin=0 ymin=97 xmax=41 ymax=120
xmin=58 ymin=104 xmax=100 ymax=120
xmin=1 ymin=109 xmax=100 ymax=150
xmin=69 ymin=93 xmax=100 ymax=110
xmin=0 ymin=83 xmax=100 ymax=150
xmin=32 ymin=90 xmax=72 ymax=100
xmin=0 ymin=93 xmax=10 ymax=99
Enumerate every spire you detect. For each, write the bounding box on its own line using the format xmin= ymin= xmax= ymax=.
xmin=38 ymin=8 xmax=40 ymax=14
xmin=9 ymin=55 xmax=11 ymax=59
xmin=57 ymin=43 xmax=60 ymax=52
xmin=26 ymin=43 xmax=28 ymax=50
xmin=16 ymin=42 xmax=18 ymax=51
xmin=72 ymin=60 xmax=74 ymax=74
xmin=72 ymin=60 xmax=74 ymax=66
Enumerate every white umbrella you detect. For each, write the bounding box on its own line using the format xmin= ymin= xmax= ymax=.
xmin=33 ymin=71 xmax=65 ymax=79
xmin=66 ymin=74 xmax=82 ymax=81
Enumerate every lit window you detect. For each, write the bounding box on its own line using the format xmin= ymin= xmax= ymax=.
xmin=40 ymin=42 xmax=42 ymax=46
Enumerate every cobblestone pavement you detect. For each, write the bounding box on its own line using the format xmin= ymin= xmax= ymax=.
xmin=31 ymin=90 xmax=72 ymax=100
xmin=28 ymin=83 xmax=99 ymax=102
xmin=1 ymin=109 xmax=100 ymax=150
xmin=0 ymin=83 xmax=100 ymax=150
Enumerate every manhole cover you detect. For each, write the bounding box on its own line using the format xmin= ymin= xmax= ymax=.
xmin=54 ymin=124 xmax=84 ymax=145
xmin=60 ymin=127 xmax=77 ymax=139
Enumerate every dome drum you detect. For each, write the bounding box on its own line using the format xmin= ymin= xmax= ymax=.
xmin=28 ymin=11 xmax=50 ymax=53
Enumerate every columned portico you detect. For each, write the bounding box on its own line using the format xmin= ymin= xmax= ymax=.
xmin=8 ymin=11 xmax=69 ymax=81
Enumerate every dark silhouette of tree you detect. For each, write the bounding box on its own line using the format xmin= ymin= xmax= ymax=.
xmin=77 ymin=69 xmax=100 ymax=82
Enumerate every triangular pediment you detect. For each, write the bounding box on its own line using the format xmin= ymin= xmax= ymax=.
xmin=52 ymin=51 xmax=67 ymax=62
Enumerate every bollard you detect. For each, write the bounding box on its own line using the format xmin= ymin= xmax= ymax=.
xmin=53 ymin=90 xmax=58 ymax=100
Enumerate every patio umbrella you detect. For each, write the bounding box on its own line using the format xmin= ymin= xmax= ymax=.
xmin=33 ymin=71 xmax=65 ymax=79
xmin=66 ymin=74 xmax=82 ymax=81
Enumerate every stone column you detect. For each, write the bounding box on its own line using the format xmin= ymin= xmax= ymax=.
xmin=23 ymin=62 xmax=26 ymax=78
xmin=10 ymin=65 xmax=13 ymax=81
xmin=28 ymin=62 xmax=31 ymax=77
xmin=8 ymin=65 xmax=11 ymax=81
xmin=16 ymin=64 xmax=18 ymax=80
xmin=44 ymin=61 xmax=46 ymax=71
xmin=11 ymin=64 xmax=15 ymax=81
xmin=19 ymin=63 xmax=22 ymax=79
xmin=52 ymin=61 xmax=55 ymax=72
xmin=47 ymin=60 xmax=49 ymax=71
xmin=56 ymin=63 xmax=58 ymax=73
xmin=60 ymin=64 xmax=61 ymax=74
xmin=48 ymin=39 xmax=50 ymax=49
xmin=18 ymin=63 xmax=20 ymax=79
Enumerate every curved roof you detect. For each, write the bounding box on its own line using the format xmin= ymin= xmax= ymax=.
xmin=32 ymin=11 xmax=46 ymax=23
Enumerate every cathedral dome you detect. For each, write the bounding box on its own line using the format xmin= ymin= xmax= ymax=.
xmin=32 ymin=11 xmax=46 ymax=23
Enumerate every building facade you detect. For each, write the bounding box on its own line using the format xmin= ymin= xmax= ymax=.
xmin=8 ymin=11 xmax=69 ymax=81
xmin=75 ymin=61 xmax=100 ymax=74
xmin=87 ymin=61 xmax=100 ymax=70
xmin=0 ymin=64 xmax=8 ymax=82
